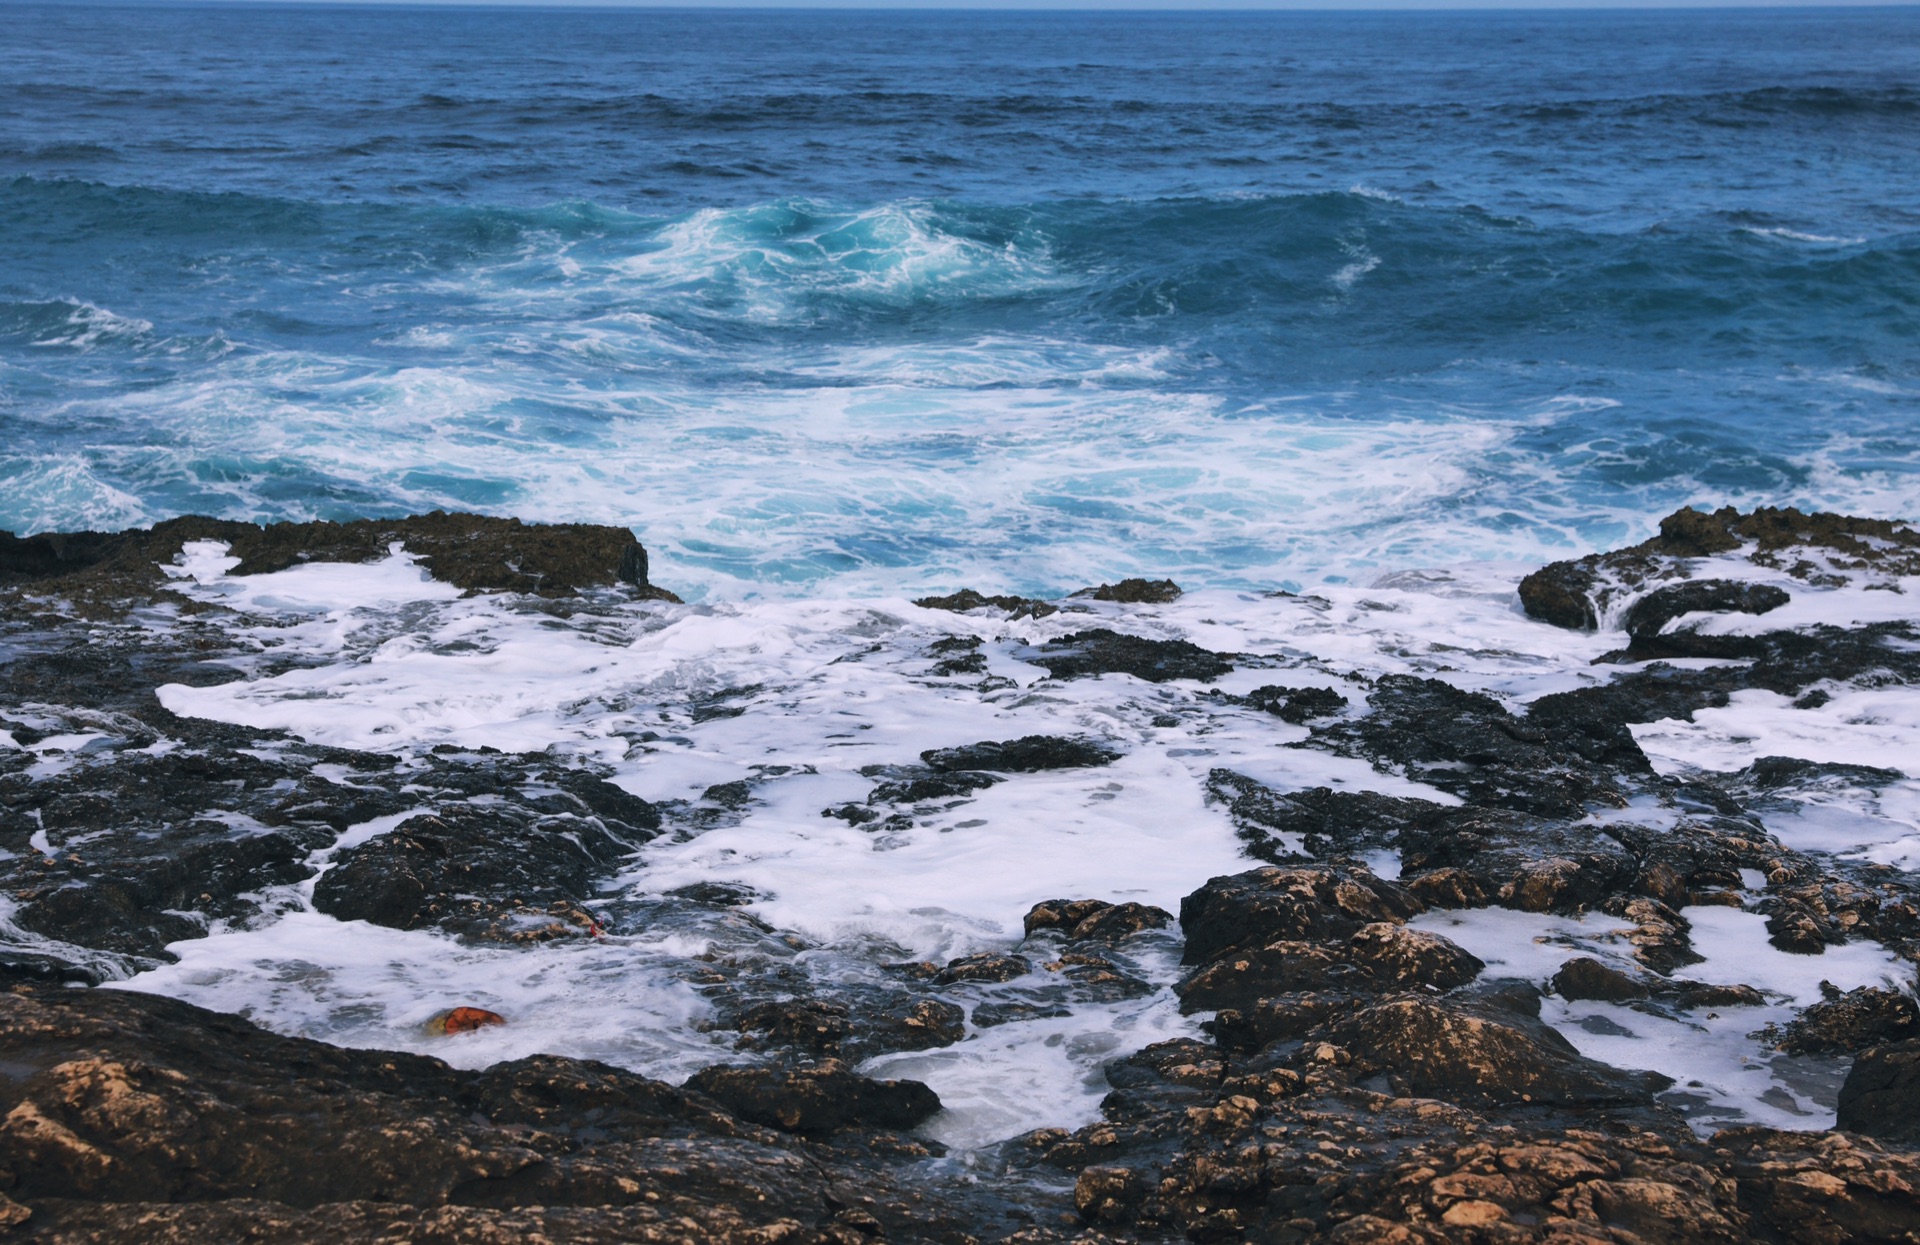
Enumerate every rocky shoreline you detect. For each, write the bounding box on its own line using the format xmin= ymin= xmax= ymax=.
xmin=2 ymin=507 xmax=1919 ymax=1242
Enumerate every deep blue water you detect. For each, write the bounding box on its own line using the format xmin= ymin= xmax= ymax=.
xmin=3 ymin=4 xmax=1919 ymax=595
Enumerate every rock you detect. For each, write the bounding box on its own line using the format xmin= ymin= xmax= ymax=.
xmin=1028 ymin=629 xmax=1233 ymax=684
xmin=1551 ymin=956 xmax=1651 ymax=1002
xmin=1304 ymin=675 xmax=1654 ymax=817
xmin=1769 ymin=986 xmax=1920 ymax=1055
xmin=422 ymin=1006 xmax=506 ymax=1036
xmin=1075 ymin=579 xmax=1182 ymax=605
xmin=682 ymin=1061 xmax=942 ymax=1136
xmin=0 ymin=986 xmax=1014 ymax=1240
xmin=1203 ymin=771 xmax=1437 ymax=862
xmin=913 ymin=588 xmax=1058 ymax=619
xmin=1175 ymin=922 xmax=1483 ymax=1014
xmin=921 ymin=735 xmax=1119 ymax=773
xmin=0 ymin=512 xmax=673 ymax=606
xmin=935 ymin=952 xmax=1031 ymax=985
xmin=311 ymin=806 xmax=635 ymax=938
xmin=1520 ymin=505 xmax=1920 ymax=632
xmin=1837 ymin=1039 xmax=1920 ymax=1143
xmin=1398 ymin=807 xmax=1640 ymax=915
xmin=1236 ymin=684 xmax=1348 ymax=724
xmin=1337 ymin=990 xmax=1673 ymax=1108
xmin=1178 ymin=866 xmax=1424 ymax=968
xmin=1023 ymin=899 xmax=1172 ymax=941
xmin=1621 ymin=579 xmax=1791 ymax=640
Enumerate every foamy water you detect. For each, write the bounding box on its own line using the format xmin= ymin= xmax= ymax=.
xmin=106 ymin=541 xmax=1920 ymax=1145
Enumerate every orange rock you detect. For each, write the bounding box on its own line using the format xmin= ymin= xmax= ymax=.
xmin=423 ymin=1007 xmax=505 ymax=1036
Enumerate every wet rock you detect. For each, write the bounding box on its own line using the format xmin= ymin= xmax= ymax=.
xmin=1621 ymin=579 xmax=1791 ymax=640
xmin=1398 ymin=807 xmax=1640 ymax=915
xmin=1768 ymin=986 xmax=1920 ymax=1055
xmin=935 ymin=952 xmax=1032 ymax=985
xmin=1203 ymin=770 xmax=1434 ymax=862
xmin=1176 ymin=922 xmax=1483 ymax=1013
xmin=922 ymin=735 xmax=1119 ymax=773
xmin=1520 ymin=504 xmax=1920 ymax=632
xmin=1551 ymin=956 xmax=1651 ymax=1002
xmin=1023 ymin=899 xmax=1171 ymax=942
xmin=1075 ymin=578 xmax=1182 ymax=605
xmin=1 ymin=512 xmax=671 ymax=607
xmin=1028 ymin=629 xmax=1233 ymax=684
xmin=1338 ymin=988 xmax=1673 ymax=1108
xmin=683 ymin=1061 xmax=942 ymax=1136
xmin=0 ymin=985 xmax=1016 ymax=1241
xmin=667 ymin=881 xmax=760 ymax=907
xmin=1304 ymin=675 xmax=1644 ymax=817
xmin=1836 ymin=1039 xmax=1920 ymax=1144
xmin=311 ymin=806 xmax=633 ymax=937
xmin=1179 ymin=866 xmax=1423 ymax=968
xmin=1235 ymin=683 xmax=1348 ymax=724
xmin=913 ymin=588 xmax=1059 ymax=620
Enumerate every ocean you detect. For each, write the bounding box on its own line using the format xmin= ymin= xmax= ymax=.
xmin=5 ymin=1 xmax=1920 ymax=1168
xmin=5 ymin=3 xmax=1919 ymax=596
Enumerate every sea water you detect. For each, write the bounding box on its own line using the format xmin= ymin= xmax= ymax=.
xmin=5 ymin=3 xmax=1920 ymax=1148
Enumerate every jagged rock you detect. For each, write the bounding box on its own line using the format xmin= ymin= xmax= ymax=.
xmin=1178 ymin=866 xmax=1423 ymax=968
xmin=1399 ymin=807 xmax=1640 ymax=915
xmin=1023 ymin=899 xmax=1171 ymax=941
xmin=1551 ymin=956 xmax=1651 ymax=1002
xmin=1203 ymin=771 xmax=1434 ymax=861
xmin=1837 ymin=1039 xmax=1920 ymax=1144
xmin=913 ymin=588 xmax=1058 ymax=620
xmin=1337 ymin=987 xmax=1673 ymax=1108
xmin=922 ymin=735 xmax=1119 ymax=773
xmin=1621 ymin=579 xmax=1790 ymax=639
xmin=1175 ymin=922 xmax=1483 ymax=1013
xmin=311 ymin=806 xmax=636 ymax=937
xmin=1520 ymin=505 xmax=1920 ymax=631
xmin=683 ymin=1061 xmax=942 ymax=1136
xmin=0 ymin=986 xmax=1010 ymax=1241
xmin=1028 ymin=629 xmax=1233 ymax=684
xmin=935 ymin=952 xmax=1032 ymax=985
xmin=1768 ymin=986 xmax=1920 ymax=1055
xmin=1304 ymin=675 xmax=1646 ymax=817
xmin=1075 ymin=579 xmax=1182 ymax=605
xmin=1235 ymin=683 xmax=1348 ymax=724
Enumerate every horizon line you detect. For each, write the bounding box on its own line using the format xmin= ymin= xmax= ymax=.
xmin=20 ymin=0 xmax=1920 ymax=10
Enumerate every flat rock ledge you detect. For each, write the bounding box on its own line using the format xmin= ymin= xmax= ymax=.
xmin=0 ymin=512 xmax=679 ymax=611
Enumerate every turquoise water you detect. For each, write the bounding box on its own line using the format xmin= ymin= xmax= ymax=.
xmin=4 ymin=5 xmax=1918 ymax=595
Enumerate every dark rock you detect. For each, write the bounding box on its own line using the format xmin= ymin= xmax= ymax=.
xmin=683 ymin=1061 xmax=942 ymax=1136
xmin=1076 ymin=578 xmax=1182 ymax=604
xmin=311 ymin=806 xmax=633 ymax=937
xmin=1178 ymin=866 xmax=1423 ymax=968
xmin=0 ymin=985 xmax=1016 ymax=1241
xmin=921 ymin=735 xmax=1119 ymax=773
xmin=935 ymin=952 xmax=1031 ymax=985
xmin=1236 ymin=684 xmax=1348 ymax=724
xmin=0 ymin=512 xmax=672 ymax=606
xmin=1027 ymin=629 xmax=1233 ymax=684
xmin=1398 ymin=807 xmax=1640 ymax=915
xmin=1520 ymin=505 xmax=1920 ymax=632
xmin=1551 ymin=956 xmax=1651 ymax=1002
xmin=1204 ymin=770 xmax=1437 ymax=862
xmin=1837 ymin=1039 xmax=1920 ymax=1143
xmin=1338 ymin=989 xmax=1673 ymax=1108
xmin=1023 ymin=899 xmax=1172 ymax=941
xmin=1621 ymin=579 xmax=1790 ymax=640
xmin=667 ymin=881 xmax=759 ymax=907
xmin=1739 ymin=755 xmax=1907 ymax=792
xmin=1304 ymin=675 xmax=1646 ymax=817
xmin=1176 ymin=922 xmax=1483 ymax=1013
xmin=912 ymin=588 xmax=1058 ymax=620
xmin=863 ymin=767 xmax=1001 ymax=806
xmin=1769 ymin=986 xmax=1920 ymax=1055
